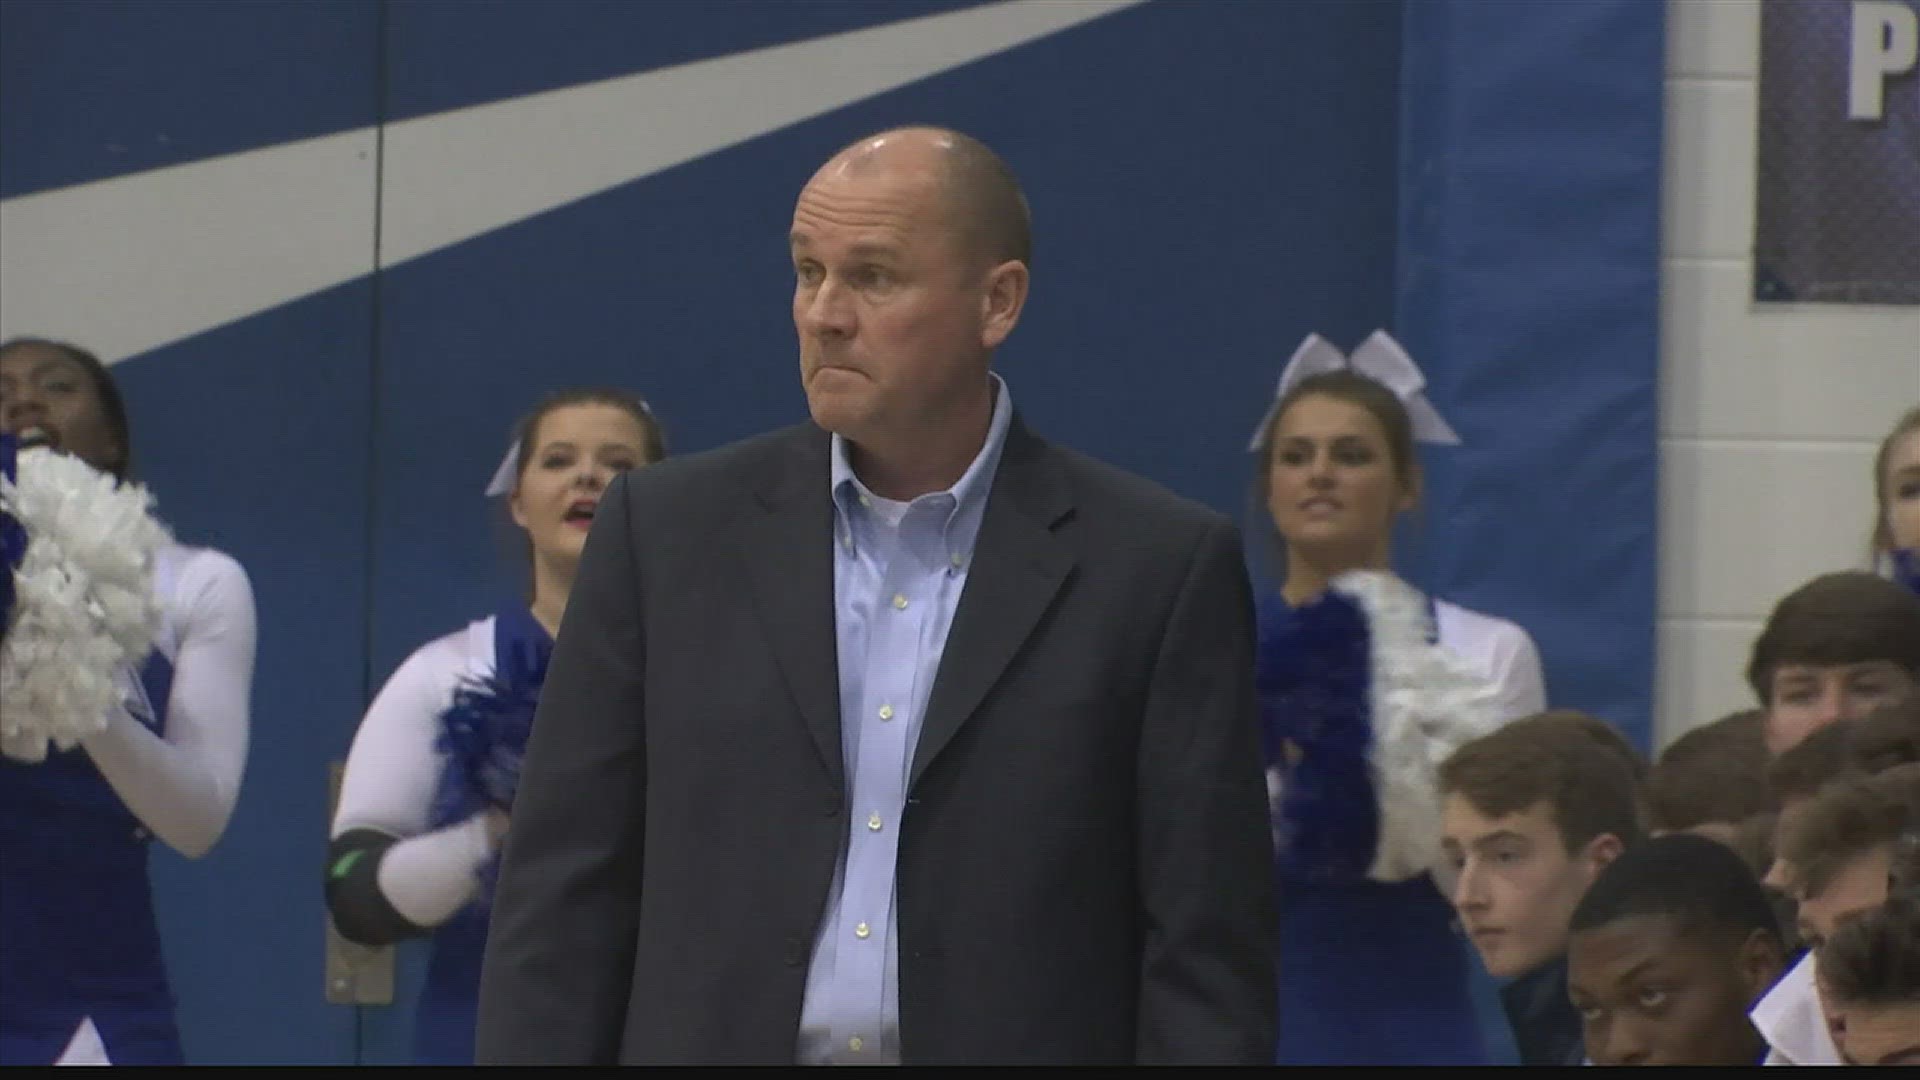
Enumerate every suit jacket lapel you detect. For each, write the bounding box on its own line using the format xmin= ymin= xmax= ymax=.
xmin=911 ymin=420 xmax=1075 ymax=788
xmin=737 ymin=425 xmax=844 ymax=789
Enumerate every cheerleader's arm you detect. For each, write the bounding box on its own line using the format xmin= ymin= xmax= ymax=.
xmin=328 ymin=632 xmax=501 ymax=944
xmin=82 ymin=548 xmax=255 ymax=859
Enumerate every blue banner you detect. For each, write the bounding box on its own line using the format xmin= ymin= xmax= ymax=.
xmin=1394 ymin=0 xmax=1665 ymax=750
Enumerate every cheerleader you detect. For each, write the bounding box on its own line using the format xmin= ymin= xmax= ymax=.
xmin=325 ymin=388 xmax=663 ymax=1065
xmin=0 ymin=338 xmax=257 ymax=1066
xmin=1248 ymin=332 xmax=1546 ymax=1065
xmin=1874 ymin=405 xmax=1920 ymax=596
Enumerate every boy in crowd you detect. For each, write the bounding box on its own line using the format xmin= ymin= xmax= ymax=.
xmin=1817 ymin=893 xmax=1920 ymax=1067
xmin=1746 ymin=571 xmax=1920 ymax=757
xmin=1777 ymin=762 xmax=1920 ymax=951
xmin=1438 ymin=713 xmax=1643 ymax=1066
xmin=1762 ymin=719 xmax=1862 ymax=892
xmin=1566 ymin=834 xmax=1787 ymax=1066
xmin=1752 ymin=760 xmax=1920 ymax=1064
xmin=1644 ymin=709 xmax=1772 ymax=847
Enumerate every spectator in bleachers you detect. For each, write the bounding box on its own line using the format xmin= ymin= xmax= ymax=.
xmin=1746 ymin=572 xmax=1920 ymax=757
xmin=1765 ymin=720 xmax=1866 ymax=891
xmin=1752 ymin=760 xmax=1920 ymax=1065
xmin=1872 ymin=405 xmax=1919 ymax=596
xmin=1566 ymin=834 xmax=1786 ymax=1066
xmin=1645 ymin=709 xmax=1772 ymax=848
xmin=1760 ymin=718 xmax=1867 ymax=964
xmin=1438 ymin=713 xmax=1643 ymax=1066
xmin=1777 ymin=763 xmax=1920 ymax=951
xmin=1817 ymin=892 xmax=1920 ymax=1066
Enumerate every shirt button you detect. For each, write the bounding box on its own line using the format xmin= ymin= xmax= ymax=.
xmin=840 ymin=533 xmax=853 ymax=552
xmin=878 ymin=704 xmax=894 ymax=721
xmin=849 ymin=1036 xmax=864 ymax=1053
xmin=855 ymin=922 xmax=871 ymax=939
xmin=868 ymin=812 xmax=883 ymax=831
xmin=858 ymin=494 xmax=872 ymax=508
xmin=950 ymin=552 xmax=964 ymax=569
xmin=892 ymin=593 xmax=908 ymax=610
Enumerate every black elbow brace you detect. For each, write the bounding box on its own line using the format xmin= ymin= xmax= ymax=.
xmin=325 ymin=828 xmax=430 ymax=948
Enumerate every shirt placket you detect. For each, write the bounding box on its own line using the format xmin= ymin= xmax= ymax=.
xmin=831 ymin=515 xmax=921 ymax=1061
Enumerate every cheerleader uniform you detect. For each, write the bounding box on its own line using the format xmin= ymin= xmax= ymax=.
xmin=1264 ymin=581 xmax=1543 ymax=1065
xmin=327 ymin=604 xmax=551 ymax=1065
xmin=0 ymin=542 xmax=257 ymax=1065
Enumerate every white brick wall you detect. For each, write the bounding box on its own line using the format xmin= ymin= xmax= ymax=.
xmin=1658 ymin=0 xmax=1920 ymax=746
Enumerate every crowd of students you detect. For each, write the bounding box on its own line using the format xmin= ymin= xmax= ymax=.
xmin=1423 ymin=416 xmax=1920 ymax=1066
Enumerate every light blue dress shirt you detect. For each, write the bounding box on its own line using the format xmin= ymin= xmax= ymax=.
xmin=795 ymin=374 xmax=1014 ymax=1065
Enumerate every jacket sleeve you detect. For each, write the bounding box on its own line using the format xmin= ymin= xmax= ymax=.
xmin=1133 ymin=521 xmax=1279 ymax=1064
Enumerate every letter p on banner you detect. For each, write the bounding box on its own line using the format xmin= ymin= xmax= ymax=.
xmin=1850 ymin=0 xmax=1919 ymax=120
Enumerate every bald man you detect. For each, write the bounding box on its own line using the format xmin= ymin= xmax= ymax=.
xmin=475 ymin=128 xmax=1277 ymax=1065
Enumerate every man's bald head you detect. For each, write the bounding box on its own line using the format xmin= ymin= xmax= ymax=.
xmin=814 ymin=126 xmax=1032 ymax=271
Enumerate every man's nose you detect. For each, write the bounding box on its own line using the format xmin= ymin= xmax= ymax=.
xmin=1452 ymin=863 xmax=1488 ymax=908
xmin=801 ymin=279 xmax=855 ymax=337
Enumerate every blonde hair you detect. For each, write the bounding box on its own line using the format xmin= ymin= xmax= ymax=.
xmin=1874 ymin=405 xmax=1920 ymax=559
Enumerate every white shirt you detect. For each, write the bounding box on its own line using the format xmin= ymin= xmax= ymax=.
xmin=80 ymin=542 xmax=256 ymax=859
xmin=1751 ymin=952 xmax=1843 ymax=1066
xmin=1419 ymin=599 xmax=1545 ymax=898
xmin=331 ymin=618 xmax=505 ymax=929
xmin=1434 ymin=599 xmax=1548 ymax=722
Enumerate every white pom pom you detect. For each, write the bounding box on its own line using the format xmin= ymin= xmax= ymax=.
xmin=1327 ymin=570 xmax=1507 ymax=883
xmin=0 ymin=448 xmax=170 ymax=763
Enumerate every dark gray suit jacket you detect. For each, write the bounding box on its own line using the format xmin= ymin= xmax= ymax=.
xmin=475 ymin=417 xmax=1276 ymax=1064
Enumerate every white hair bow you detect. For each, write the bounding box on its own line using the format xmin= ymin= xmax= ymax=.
xmin=1247 ymin=330 xmax=1461 ymax=451
xmin=484 ymin=446 xmax=521 ymax=498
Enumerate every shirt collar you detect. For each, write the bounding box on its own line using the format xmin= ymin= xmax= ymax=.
xmin=1750 ymin=952 xmax=1842 ymax=1065
xmin=830 ymin=372 xmax=1012 ymax=555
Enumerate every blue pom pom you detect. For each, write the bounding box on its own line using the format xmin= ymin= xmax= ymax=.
xmin=428 ymin=637 xmax=548 ymax=909
xmin=1257 ymin=590 xmax=1381 ymax=881
xmin=428 ymin=638 xmax=547 ymax=828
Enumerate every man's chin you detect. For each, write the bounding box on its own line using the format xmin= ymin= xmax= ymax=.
xmin=805 ymin=394 xmax=874 ymax=438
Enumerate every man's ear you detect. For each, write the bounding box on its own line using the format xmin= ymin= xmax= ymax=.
xmin=1735 ymin=927 xmax=1786 ymax=1002
xmin=1582 ymin=832 xmax=1626 ymax=881
xmin=978 ymin=259 xmax=1029 ymax=350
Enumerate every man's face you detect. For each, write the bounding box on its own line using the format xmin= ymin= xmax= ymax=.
xmin=1569 ymin=915 xmax=1779 ymax=1066
xmin=1765 ymin=661 xmax=1913 ymax=755
xmin=1441 ymin=796 xmax=1612 ymax=977
xmin=788 ymin=146 xmax=1013 ymax=447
